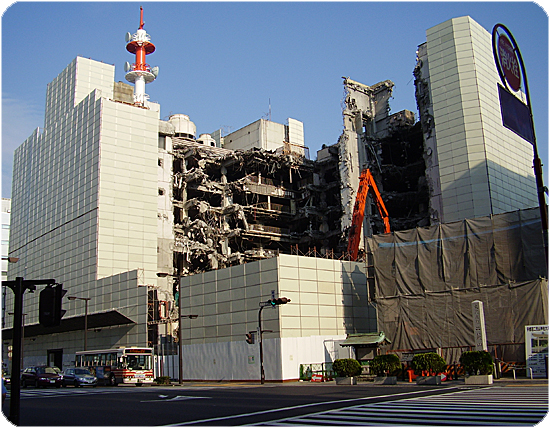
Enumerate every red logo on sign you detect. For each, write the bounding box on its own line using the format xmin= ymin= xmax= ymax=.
xmin=498 ymin=34 xmax=521 ymax=92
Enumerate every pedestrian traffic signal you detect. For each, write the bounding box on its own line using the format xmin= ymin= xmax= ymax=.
xmin=245 ymin=333 xmax=255 ymax=344
xmin=269 ymin=297 xmax=291 ymax=306
xmin=39 ymin=284 xmax=67 ymax=327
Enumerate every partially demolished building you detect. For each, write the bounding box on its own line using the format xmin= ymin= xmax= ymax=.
xmin=159 ymin=83 xmax=427 ymax=280
xmin=338 ymin=78 xmax=430 ymax=236
xmin=4 ymin=11 xmax=545 ymax=379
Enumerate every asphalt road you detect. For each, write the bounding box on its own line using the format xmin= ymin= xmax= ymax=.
xmin=3 ymin=379 xmax=547 ymax=426
xmin=3 ymin=381 xmax=466 ymax=426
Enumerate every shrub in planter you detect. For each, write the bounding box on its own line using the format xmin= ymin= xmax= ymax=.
xmin=154 ymin=376 xmax=172 ymax=385
xmin=332 ymin=359 xmax=362 ymax=377
xmin=459 ymin=351 xmax=493 ymax=375
xmin=369 ymin=354 xmax=401 ymax=376
xmin=411 ymin=352 xmax=447 ymax=375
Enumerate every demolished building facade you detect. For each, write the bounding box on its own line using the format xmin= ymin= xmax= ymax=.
xmin=5 ymin=12 xmax=544 ymax=377
xmin=158 ymin=115 xmax=344 ymax=278
xmin=161 ymin=77 xmax=432 ymax=281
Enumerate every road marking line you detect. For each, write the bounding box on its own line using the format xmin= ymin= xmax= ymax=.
xmin=164 ymin=386 xmax=463 ymax=426
xmin=141 ymin=395 xmax=210 ymax=403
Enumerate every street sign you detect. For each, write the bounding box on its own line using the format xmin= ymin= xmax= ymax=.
xmin=311 ymin=373 xmax=323 ymax=382
xmin=497 ymin=33 xmax=521 ymax=92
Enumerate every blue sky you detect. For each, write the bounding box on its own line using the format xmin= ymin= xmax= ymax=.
xmin=2 ymin=2 xmax=548 ymax=198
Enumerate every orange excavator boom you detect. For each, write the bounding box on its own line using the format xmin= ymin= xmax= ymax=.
xmin=347 ymin=169 xmax=390 ymax=261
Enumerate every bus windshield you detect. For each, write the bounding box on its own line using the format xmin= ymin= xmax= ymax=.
xmin=124 ymin=354 xmax=152 ymax=370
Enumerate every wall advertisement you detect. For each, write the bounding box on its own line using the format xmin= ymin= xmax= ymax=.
xmin=525 ymin=325 xmax=548 ymax=378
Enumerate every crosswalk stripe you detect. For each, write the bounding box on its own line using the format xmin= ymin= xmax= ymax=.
xmin=11 ymin=387 xmax=136 ymax=399
xmin=263 ymin=386 xmax=548 ymax=426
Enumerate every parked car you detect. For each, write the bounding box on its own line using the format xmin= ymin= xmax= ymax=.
xmin=2 ymin=367 xmax=10 ymax=385
xmin=21 ymin=366 xmax=63 ymax=388
xmin=62 ymin=368 xmax=97 ymax=387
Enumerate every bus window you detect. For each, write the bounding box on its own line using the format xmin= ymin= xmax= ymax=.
xmin=125 ymin=354 xmax=152 ymax=370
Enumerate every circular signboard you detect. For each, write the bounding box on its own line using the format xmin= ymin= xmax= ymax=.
xmin=497 ymin=33 xmax=521 ymax=92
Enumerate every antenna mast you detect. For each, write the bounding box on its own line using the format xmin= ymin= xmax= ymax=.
xmin=124 ymin=6 xmax=158 ymax=106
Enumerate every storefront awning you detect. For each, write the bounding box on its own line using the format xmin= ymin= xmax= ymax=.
xmin=1 ymin=310 xmax=135 ymax=341
xmin=340 ymin=332 xmax=390 ymax=347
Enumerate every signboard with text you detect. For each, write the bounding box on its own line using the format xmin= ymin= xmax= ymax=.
xmin=472 ymin=300 xmax=488 ymax=351
xmin=525 ymin=325 xmax=548 ymax=378
xmin=492 ymin=24 xmax=536 ymax=146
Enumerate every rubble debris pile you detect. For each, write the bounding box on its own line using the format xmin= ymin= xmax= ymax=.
xmin=378 ymin=119 xmax=430 ymax=230
xmin=171 ymin=139 xmax=344 ymax=275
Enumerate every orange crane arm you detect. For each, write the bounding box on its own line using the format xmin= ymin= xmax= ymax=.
xmin=347 ymin=169 xmax=391 ymax=261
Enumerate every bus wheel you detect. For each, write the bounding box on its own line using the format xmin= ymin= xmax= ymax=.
xmin=109 ymin=375 xmax=117 ymax=386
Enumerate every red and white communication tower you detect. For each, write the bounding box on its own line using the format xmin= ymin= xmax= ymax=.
xmin=124 ymin=6 xmax=158 ymax=106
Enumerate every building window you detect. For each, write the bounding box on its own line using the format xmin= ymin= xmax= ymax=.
xmin=158 ymin=188 xmax=165 ymax=196
xmin=158 ymin=158 xmax=163 ymax=167
xmin=158 ymin=136 xmax=166 ymax=150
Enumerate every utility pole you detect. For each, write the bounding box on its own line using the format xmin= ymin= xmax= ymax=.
xmin=7 ymin=312 xmax=26 ymax=369
xmin=175 ymin=273 xmax=197 ymax=384
xmin=177 ymin=273 xmax=183 ymax=384
xmin=2 ymin=277 xmax=55 ymax=425
xmin=257 ymin=297 xmax=290 ymax=384
xmin=258 ymin=304 xmax=266 ymax=384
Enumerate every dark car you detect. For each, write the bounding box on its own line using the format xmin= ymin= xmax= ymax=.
xmin=62 ymin=368 xmax=97 ymax=387
xmin=21 ymin=366 xmax=63 ymax=388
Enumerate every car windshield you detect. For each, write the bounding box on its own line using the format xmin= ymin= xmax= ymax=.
xmin=74 ymin=369 xmax=92 ymax=375
xmin=36 ymin=367 xmax=59 ymax=375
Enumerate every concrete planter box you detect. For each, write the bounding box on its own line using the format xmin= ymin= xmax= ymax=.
xmin=416 ymin=375 xmax=441 ymax=385
xmin=374 ymin=376 xmax=397 ymax=385
xmin=335 ymin=376 xmax=357 ymax=385
xmin=465 ymin=374 xmax=493 ymax=385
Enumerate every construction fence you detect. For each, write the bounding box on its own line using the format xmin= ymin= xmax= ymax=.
xmin=367 ymin=208 xmax=548 ymax=363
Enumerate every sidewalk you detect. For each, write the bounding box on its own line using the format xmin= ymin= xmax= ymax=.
xmin=493 ymin=377 xmax=548 ymax=387
xmin=159 ymin=377 xmax=548 ymax=388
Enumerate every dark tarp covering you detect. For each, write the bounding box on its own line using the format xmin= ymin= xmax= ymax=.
xmin=368 ymin=208 xmax=548 ymax=362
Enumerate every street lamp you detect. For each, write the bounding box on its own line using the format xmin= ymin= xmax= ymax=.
xmin=67 ymin=296 xmax=91 ymax=351
xmin=178 ymin=311 xmax=198 ymax=385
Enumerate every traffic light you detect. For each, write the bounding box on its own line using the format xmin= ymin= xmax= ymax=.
xmin=245 ymin=333 xmax=255 ymax=344
xmin=39 ymin=284 xmax=66 ymax=327
xmin=269 ymin=297 xmax=291 ymax=306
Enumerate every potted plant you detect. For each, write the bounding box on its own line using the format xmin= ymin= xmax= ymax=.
xmin=370 ymin=354 xmax=401 ymax=385
xmin=411 ymin=352 xmax=447 ymax=385
xmin=332 ymin=358 xmax=362 ymax=385
xmin=459 ymin=350 xmax=493 ymax=385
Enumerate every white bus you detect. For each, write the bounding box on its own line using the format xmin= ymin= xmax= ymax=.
xmin=75 ymin=347 xmax=154 ymax=386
